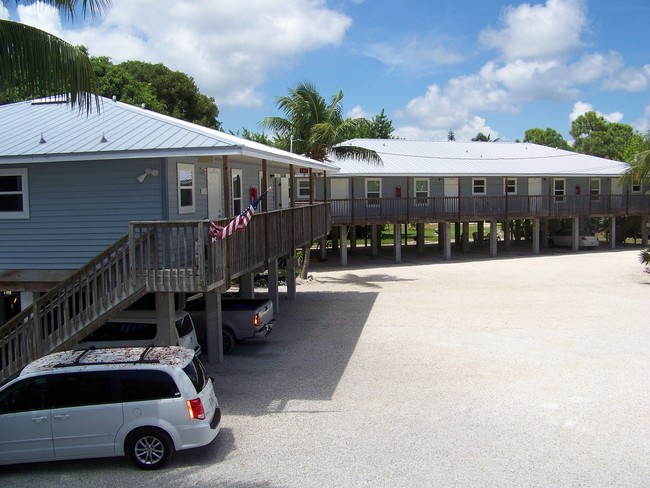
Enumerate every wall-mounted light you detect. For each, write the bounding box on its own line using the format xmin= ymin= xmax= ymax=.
xmin=137 ymin=168 xmax=159 ymax=183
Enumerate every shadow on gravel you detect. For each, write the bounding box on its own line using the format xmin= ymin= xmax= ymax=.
xmin=207 ymin=290 xmax=377 ymax=417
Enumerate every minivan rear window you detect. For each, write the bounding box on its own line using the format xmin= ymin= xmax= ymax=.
xmin=182 ymin=356 xmax=208 ymax=393
xmin=176 ymin=315 xmax=194 ymax=337
xmin=119 ymin=370 xmax=180 ymax=402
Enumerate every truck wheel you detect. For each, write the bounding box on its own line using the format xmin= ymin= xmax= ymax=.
xmin=223 ymin=329 xmax=235 ymax=354
xmin=127 ymin=428 xmax=173 ymax=470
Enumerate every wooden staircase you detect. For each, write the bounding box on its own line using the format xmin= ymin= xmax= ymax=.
xmin=0 ymin=204 xmax=331 ymax=383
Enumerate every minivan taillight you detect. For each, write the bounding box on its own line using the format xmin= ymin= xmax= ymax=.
xmin=187 ymin=398 xmax=206 ymax=420
xmin=254 ymin=313 xmax=260 ymax=327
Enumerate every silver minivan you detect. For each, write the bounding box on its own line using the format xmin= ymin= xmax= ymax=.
xmin=77 ymin=310 xmax=201 ymax=356
xmin=0 ymin=346 xmax=220 ymax=469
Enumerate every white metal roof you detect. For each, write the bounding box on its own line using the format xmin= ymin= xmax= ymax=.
xmin=0 ymin=97 xmax=339 ymax=172
xmin=332 ymin=139 xmax=629 ymax=177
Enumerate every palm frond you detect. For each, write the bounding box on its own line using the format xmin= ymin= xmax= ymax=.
xmin=20 ymin=0 xmax=112 ymax=20
xmin=330 ymin=145 xmax=382 ymax=165
xmin=0 ymin=19 xmax=100 ymax=113
xmin=621 ymin=150 xmax=650 ymax=191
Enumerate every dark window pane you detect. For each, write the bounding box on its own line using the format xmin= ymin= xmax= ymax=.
xmin=0 ymin=194 xmax=23 ymax=212
xmin=82 ymin=321 xmax=156 ymax=342
xmin=0 ymin=175 xmax=21 ymax=192
xmin=182 ymin=356 xmax=207 ymax=394
xmin=54 ymin=372 xmax=114 ymax=407
xmin=0 ymin=376 xmax=52 ymax=413
xmin=180 ymin=188 xmax=193 ymax=207
xmin=119 ymin=370 xmax=179 ymax=402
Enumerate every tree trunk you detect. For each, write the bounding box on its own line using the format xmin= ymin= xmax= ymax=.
xmin=300 ymin=244 xmax=311 ymax=279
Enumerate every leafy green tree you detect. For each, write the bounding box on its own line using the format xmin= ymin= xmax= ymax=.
xmin=236 ymin=128 xmax=273 ymax=146
xmin=261 ymin=81 xmax=381 ymax=163
xmin=352 ymin=109 xmax=394 ymax=139
xmin=472 ymin=132 xmax=499 ymax=142
xmin=523 ymin=127 xmax=570 ymax=150
xmin=89 ymin=57 xmax=221 ymax=130
xmin=570 ymin=111 xmax=636 ymax=161
xmin=0 ymin=0 xmax=110 ymax=112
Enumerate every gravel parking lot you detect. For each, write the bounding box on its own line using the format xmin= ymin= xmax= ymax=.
xmin=3 ymin=247 xmax=650 ymax=487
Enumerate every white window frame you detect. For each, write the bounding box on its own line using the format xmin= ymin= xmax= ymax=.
xmin=0 ymin=168 xmax=30 ymax=219
xmin=177 ymin=163 xmax=195 ymax=214
xmin=554 ymin=178 xmax=566 ymax=203
xmin=231 ymin=169 xmax=243 ymax=215
xmin=414 ymin=178 xmax=429 ymax=205
xmin=472 ymin=178 xmax=486 ymax=195
xmin=631 ymin=183 xmax=642 ymax=193
xmin=296 ymin=178 xmax=311 ymax=200
xmin=504 ymin=178 xmax=517 ymax=195
xmin=590 ymin=178 xmax=601 ymax=202
xmin=365 ymin=178 xmax=381 ymax=207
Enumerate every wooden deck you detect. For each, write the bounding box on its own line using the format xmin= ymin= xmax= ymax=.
xmin=329 ymin=194 xmax=650 ymax=226
xmin=0 ymin=204 xmax=330 ymax=382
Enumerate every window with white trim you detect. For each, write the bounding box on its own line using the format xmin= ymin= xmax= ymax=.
xmin=297 ymin=178 xmax=310 ymax=199
xmin=554 ymin=178 xmax=566 ymax=203
xmin=414 ymin=178 xmax=429 ymax=205
xmin=472 ymin=178 xmax=486 ymax=195
xmin=504 ymin=178 xmax=517 ymax=195
xmin=365 ymin=178 xmax=381 ymax=206
xmin=0 ymin=168 xmax=29 ymax=219
xmin=177 ymin=163 xmax=195 ymax=214
xmin=231 ymin=169 xmax=243 ymax=215
xmin=590 ymin=178 xmax=600 ymax=201
xmin=632 ymin=183 xmax=642 ymax=193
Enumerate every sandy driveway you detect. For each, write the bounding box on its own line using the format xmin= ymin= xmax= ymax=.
xmin=3 ymin=248 xmax=649 ymax=487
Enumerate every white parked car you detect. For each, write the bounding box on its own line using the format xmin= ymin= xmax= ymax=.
xmin=548 ymin=228 xmax=599 ymax=248
xmin=0 ymin=346 xmax=220 ymax=469
xmin=76 ymin=310 xmax=201 ymax=356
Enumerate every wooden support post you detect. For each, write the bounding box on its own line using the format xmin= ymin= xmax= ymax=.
xmin=394 ymin=223 xmax=402 ymax=264
xmin=205 ymin=291 xmax=223 ymax=365
xmin=268 ymin=258 xmax=280 ymax=315
xmin=155 ymin=293 xmax=176 ymax=346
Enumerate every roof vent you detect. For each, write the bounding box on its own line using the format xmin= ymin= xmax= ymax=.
xmin=100 ymin=133 xmax=108 ymax=143
xmin=39 ymin=132 xmax=46 ymax=144
xmin=112 ymin=95 xmax=117 ymax=102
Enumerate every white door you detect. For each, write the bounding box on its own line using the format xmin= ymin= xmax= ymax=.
xmin=0 ymin=376 xmax=54 ymax=463
xmin=207 ymin=168 xmax=223 ymax=220
xmin=444 ymin=178 xmax=458 ymax=213
xmin=331 ymin=179 xmax=350 ymax=199
xmin=274 ymin=176 xmax=290 ymax=208
xmin=50 ymin=373 xmax=123 ymax=458
xmin=528 ymin=177 xmax=542 ymax=212
xmin=330 ymin=179 xmax=350 ymax=218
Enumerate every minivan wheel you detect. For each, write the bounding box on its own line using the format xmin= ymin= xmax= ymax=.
xmin=223 ymin=329 xmax=235 ymax=354
xmin=127 ymin=428 xmax=173 ymax=470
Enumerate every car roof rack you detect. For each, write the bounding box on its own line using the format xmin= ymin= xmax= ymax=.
xmin=54 ymin=344 xmax=160 ymax=368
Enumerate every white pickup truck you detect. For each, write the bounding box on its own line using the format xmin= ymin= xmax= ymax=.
xmin=185 ymin=295 xmax=275 ymax=354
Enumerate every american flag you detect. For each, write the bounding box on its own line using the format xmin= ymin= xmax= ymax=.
xmin=209 ymin=188 xmax=270 ymax=242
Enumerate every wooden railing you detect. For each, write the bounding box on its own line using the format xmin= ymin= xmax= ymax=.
xmin=330 ymin=194 xmax=650 ymax=225
xmin=0 ymin=203 xmax=331 ymax=382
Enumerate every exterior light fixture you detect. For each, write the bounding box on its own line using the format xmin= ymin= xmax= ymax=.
xmin=137 ymin=168 xmax=160 ymax=183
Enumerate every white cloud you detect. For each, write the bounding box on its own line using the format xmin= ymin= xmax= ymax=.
xmin=347 ymin=105 xmax=369 ymax=119
xmin=362 ymin=37 xmax=464 ymax=70
xmin=15 ymin=0 xmax=351 ymax=109
xmin=603 ymin=64 xmax=650 ymax=92
xmin=0 ymin=5 xmax=9 ymax=19
xmin=569 ymin=101 xmax=623 ymax=124
xmin=480 ymin=0 xmax=588 ymax=61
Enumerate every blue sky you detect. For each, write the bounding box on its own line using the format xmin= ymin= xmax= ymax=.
xmin=3 ymin=0 xmax=650 ymax=142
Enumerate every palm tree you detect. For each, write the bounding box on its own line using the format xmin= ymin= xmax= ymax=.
xmin=621 ymin=149 xmax=650 ymax=190
xmin=262 ymin=81 xmax=381 ymax=279
xmin=261 ymin=81 xmax=381 ymax=164
xmin=0 ymin=0 xmax=111 ymax=113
